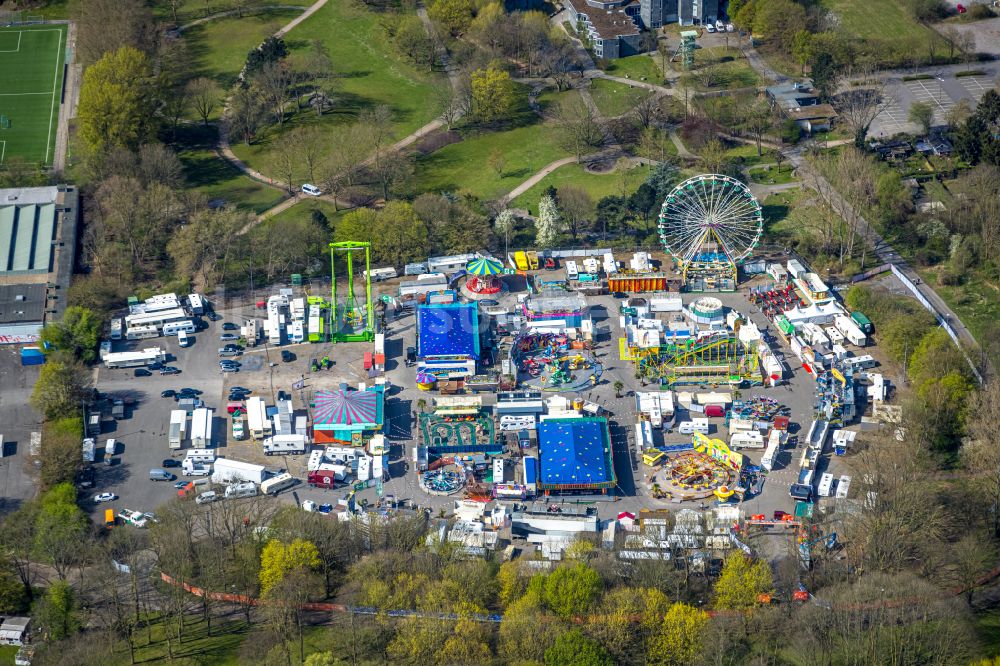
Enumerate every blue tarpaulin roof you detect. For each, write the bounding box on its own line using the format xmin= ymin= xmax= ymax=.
xmin=537 ymin=418 xmax=615 ymax=489
xmin=417 ymin=302 xmax=480 ymax=359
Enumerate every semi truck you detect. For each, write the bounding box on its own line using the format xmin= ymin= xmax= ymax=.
xmin=168 ymin=410 xmax=187 ymax=449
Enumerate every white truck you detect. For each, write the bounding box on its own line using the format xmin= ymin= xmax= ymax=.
xmin=191 ymin=408 xmax=213 ymax=448
xmin=760 ymin=430 xmax=781 ymax=471
xmin=168 ymin=410 xmax=187 ymax=450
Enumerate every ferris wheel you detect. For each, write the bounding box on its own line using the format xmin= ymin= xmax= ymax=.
xmin=657 ymin=174 xmax=763 ymax=266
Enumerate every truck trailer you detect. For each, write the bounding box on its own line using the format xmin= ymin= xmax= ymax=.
xmin=262 ymin=435 xmax=308 ymax=456
xmin=211 ymin=458 xmax=265 ymax=485
xmin=190 ymin=408 xmax=213 ymax=448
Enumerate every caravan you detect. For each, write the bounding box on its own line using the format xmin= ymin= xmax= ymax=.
xmin=163 ymin=320 xmax=197 ymax=336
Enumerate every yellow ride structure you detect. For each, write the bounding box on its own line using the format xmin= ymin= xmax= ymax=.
xmin=621 ymin=335 xmax=763 ymax=388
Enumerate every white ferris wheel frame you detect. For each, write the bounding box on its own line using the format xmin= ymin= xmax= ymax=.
xmin=657 ymin=174 xmax=764 ymax=265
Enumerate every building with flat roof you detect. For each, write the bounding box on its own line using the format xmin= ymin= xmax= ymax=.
xmin=537 ymin=417 xmax=617 ymax=493
xmin=0 ymin=186 xmax=78 ymax=342
xmin=417 ymin=301 xmax=481 ymax=378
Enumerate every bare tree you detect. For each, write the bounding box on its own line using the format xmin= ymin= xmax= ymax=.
xmin=552 ymin=96 xmax=605 ymax=159
xmin=831 ymin=67 xmax=888 ymax=147
xmin=558 ymin=186 xmax=593 ymax=241
xmin=186 ymin=77 xmax=222 ymax=126
xmin=743 ymin=99 xmax=774 ymax=157
xmin=252 ymin=61 xmax=293 ymax=127
xmin=633 ymin=94 xmax=663 ymax=130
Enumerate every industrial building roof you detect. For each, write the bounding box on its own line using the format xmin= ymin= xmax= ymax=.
xmin=0 ymin=187 xmax=61 ymax=275
xmin=417 ymin=302 xmax=480 ymax=358
xmin=0 ymin=283 xmax=46 ymax=324
xmin=538 ymin=418 xmax=616 ymax=489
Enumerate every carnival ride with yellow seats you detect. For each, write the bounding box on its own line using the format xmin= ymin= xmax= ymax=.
xmin=624 ymin=335 xmax=762 ymax=388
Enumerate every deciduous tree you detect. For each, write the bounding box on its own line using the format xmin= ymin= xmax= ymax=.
xmin=544 ymin=628 xmax=613 ymax=666
xmin=471 ymin=64 xmax=517 ymax=123
xmin=187 ymin=77 xmax=222 ymax=126
xmin=77 ymin=47 xmax=156 ymax=156
xmin=30 ymin=358 xmax=92 ymax=421
xmin=535 ymin=195 xmax=564 ymax=248
xmin=647 ymin=603 xmax=709 ymax=666
xmin=713 ymin=552 xmax=773 ymax=610
xmin=40 ymin=307 xmax=102 ymax=363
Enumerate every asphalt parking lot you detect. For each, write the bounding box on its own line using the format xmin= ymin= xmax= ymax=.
xmin=870 ymin=66 xmax=999 ymax=138
xmin=0 ymin=346 xmax=45 ymax=511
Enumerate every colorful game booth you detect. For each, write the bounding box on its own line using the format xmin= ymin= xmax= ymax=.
xmin=537 ymin=418 xmax=617 ymax=496
xmin=418 ymin=405 xmax=499 ymax=497
xmin=511 ymin=332 xmax=603 ymax=392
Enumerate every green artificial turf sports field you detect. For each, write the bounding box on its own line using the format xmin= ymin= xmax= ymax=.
xmin=0 ymin=25 xmax=66 ymax=166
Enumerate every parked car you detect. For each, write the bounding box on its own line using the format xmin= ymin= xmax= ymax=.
xmin=725 ymin=22 xmax=735 ymax=31
xmin=149 ymin=361 xmax=164 ymax=371
xmin=162 ymin=459 xmax=182 ymax=468
xmin=705 ymin=23 xmax=716 ymax=32
xmin=301 ymin=183 xmax=322 ymax=196
xmin=134 ymin=368 xmax=152 ymax=377
xmin=178 ymin=388 xmax=203 ymax=396
xmin=160 ymin=367 xmax=181 ymax=375
xmin=93 ymin=492 xmax=117 ymax=503
xmin=230 ymin=386 xmax=251 ymax=394
xmin=281 ymin=350 xmax=295 ymax=362
xmin=161 ymin=389 xmax=177 ymax=398
xmin=220 ymin=333 xmax=239 ymax=341
xmin=206 ymin=311 xmax=222 ymax=321
xmin=406 ymin=346 xmax=417 ymax=366
xmin=222 ymin=322 xmax=239 ymax=331
xmin=957 ymin=3 xmax=967 ymax=12
xmin=715 ymin=19 xmax=724 ymax=30
xmin=196 ymin=491 xmax=218 ymax=505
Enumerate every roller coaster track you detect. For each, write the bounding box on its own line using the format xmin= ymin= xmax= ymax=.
xmin=628 ymin=336 xmax=762 ymax=387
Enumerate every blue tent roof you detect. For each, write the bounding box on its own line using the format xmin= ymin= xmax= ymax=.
xmin=417 ymin=302 xmax=480 ymax=359
xmin=537 ymin=418 xmax=615 ymax=488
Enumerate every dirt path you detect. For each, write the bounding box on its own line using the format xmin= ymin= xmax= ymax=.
xmin=52 ymin=22 xmax=80 ymax=172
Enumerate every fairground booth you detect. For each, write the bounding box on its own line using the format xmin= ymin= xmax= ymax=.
xmin=311 ymin=384 xmax=385 ymax=445
xmin=416 ymin=302 xmax=482 ymax=381
xmin=537 ymin=417 xmax=617 ymax=496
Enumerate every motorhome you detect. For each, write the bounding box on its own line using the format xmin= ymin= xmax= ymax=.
xmin=162 ymin=320 xmax=196 ymax=336
xmin=260 ymin=473 xmax=297 ymax=495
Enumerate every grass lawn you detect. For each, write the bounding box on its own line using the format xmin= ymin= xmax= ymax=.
xmin=0 ymin=645 xmax=17 ymax=665
xmin=265 ymin=198 xmax=344 ymax=227
xmin=183 ymin=9 xmax=302 ymax=88
xmin=589 ymin=78 xmax=654 ymax=118
xmin=749 ymin=164 xmax=798 ymax=185
xmin=976 ymin=609 xmax=1000 ymax=658
xmin=175 ymin=126 xmax=286 ymax=214
xmin=411 ymin=121 xmax=571 ymax=201
xmin=816 ymin=0 xmax=949 ymax=58
xmin=914 ymin=265 xmax=1000 ymax=358
xmin=686 ymin=47 xmax=760 ymax=90
xmin=603 ymin=54 xmax=664 ymax=82
xmin=725 ymin=142 xmax=772 ymax=167
xmin=0 ymin=25 xmax=66 ymax=166
xmin=511 ymin=161 xmax=654 ymax=210
xmin=229 ymin=1 xmax=446 ymax=184
xmin=159 ymin=0 xmax=314 ymax=25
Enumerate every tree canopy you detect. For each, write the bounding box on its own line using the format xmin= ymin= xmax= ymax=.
xmin=77 ymin=46 xmax=155 ymax=156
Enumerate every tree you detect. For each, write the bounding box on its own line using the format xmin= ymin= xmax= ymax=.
xmin=908 ymin=100 xmax=934 ymax=135
xmin=35 ymin=580 xmax=80 ymax=641
xmin=244 ymin=36 xmax=288 ymax=78
xmin=553 ymin=96 xmax=605 ymax=159
xmin=253 ymin=60 xmax=293 ymax=126
xmin=33 ymin=484 xmax=89 ymax=580
xmin=30 ymin=358 xmax=92 ymax=421
xmin=495 ymin=209 xmax=517 ymax=256
xmin=544 ymin=628 xmax=613 ymax=666
xmin=647 ymin=603 xmax=709 ymax=666
xmin=699 ymin=139 xmax=731 ymax=175
xmin=542 ymin=563 xmax=602 ymax=619
xmin=743 ymin=100 xmax=774 ymax=157
xmin=428 ymin=0 xmax=476 ymax=35
xmin=752 ymin=0 xmax=807 ymax=53
xmin=488 ymin=148 xmax=506 ymax=177
xmin=77 ymin=47 xmax=155 ymax=156
xmin=811 ymin=51 xmax=840 ymax=100
xmin=831 ymin=72 xmax=887 ymax=148
xmin=536 ymin=195 xmax=564 ymax=248
xmin=40 ymin=307 xmax=102 ymax=363
xmin=393 ymin=14 xmax=436 ymax=68
xmin=75 ymin=0 xmax=155 ymax=65
xmin=259 ymin=538 xmax=321 ymax=596
xmin=613 ymin=380 xmax=624 ymax=398
xmin=304 ymin=653 xmax=342 ymax=666
xmin=713 ymin=553 xmax=773 ymax=610
xmin=40 ymin=418 xmax=85 ymax=491
xmin=471 ymin=63 xmax=517 ymax=123
xmin=558 ymin=186 xmax=593 ymax=241
xmin=186 ymin=77 xmax=222 ymax=126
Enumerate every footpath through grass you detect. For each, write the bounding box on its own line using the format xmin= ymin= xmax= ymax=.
xmin=175 ymin=126 xmax=285 ymax=214
xmin=602 ymin=54 xmax=664 ymax=82
xmin=511 ymin=162 xmax=652 ymax=211
xmin=589 ymin=78 xmax=654 ymax=118
xmin=183 ymin=9 xmax=302 ymax=88
xmin=229 ymin=1 xmax=447 ymax=184
xmin=0 ymin=25 xmax=66 ymax=166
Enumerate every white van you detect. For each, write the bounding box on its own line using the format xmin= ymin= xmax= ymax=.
xmin=301 ymin=183 xmax=322 ymax=196
xmin=225 ymin=482 xmax=258 ymax=499
xmin=177 ymin=330 xmax=190 ymax=347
